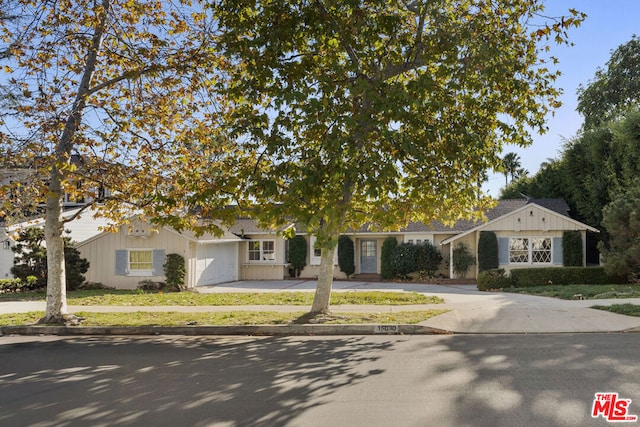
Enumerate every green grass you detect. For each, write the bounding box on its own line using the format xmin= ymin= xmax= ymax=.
xmin=501 ymin=284 xmax=640 ymax=300
xmin=0 ymin=290 xmax=443 ymax=306
xmin=592 ymin=304 xmax=640 ymax=317
xmin=0 ymin=310 xmax=449 ymax=327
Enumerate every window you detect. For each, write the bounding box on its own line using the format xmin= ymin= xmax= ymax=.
xmin=509 ymin=237 xmax=552 ymax=264
xmin=531 ymin=238 xmax=552 ymax=263
xmin=2 ymin=240 xmax=10 ymax=250
xmin=509 ymin=238 xmax=529 ymax=263
xmin=248 ymin=240 xmax=275 ymax=262
xmin=361 ymin=240 xmax=376 ymax=257
xmin=115 ymin=249 xmax=164 ymax=276
xmin=129 ymin=250 xmax=153 ymax=271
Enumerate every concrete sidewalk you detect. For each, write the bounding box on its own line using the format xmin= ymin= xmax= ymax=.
xmin=2 ymin=280 xmax=640 ymax=334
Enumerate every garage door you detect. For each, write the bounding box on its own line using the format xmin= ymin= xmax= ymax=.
xmin=196 ymin=242 xmax=238 ymax=286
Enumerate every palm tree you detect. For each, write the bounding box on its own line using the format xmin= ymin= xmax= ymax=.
xmin=502 ymin=152 xmax=521 ymax=185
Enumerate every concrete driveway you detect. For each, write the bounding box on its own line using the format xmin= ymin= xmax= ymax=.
xmin=199 ymin=280 xmax=640 ymax=333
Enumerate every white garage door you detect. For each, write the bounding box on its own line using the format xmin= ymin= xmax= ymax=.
xmin=196 ymin=242 xmax=238 ymax=286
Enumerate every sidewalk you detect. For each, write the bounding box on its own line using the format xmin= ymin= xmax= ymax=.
xmin=2 ymin=280 xmax=640 ymax=335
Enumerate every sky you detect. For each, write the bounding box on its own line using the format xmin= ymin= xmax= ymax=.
xmin=483 ymin=0 xmax=640 ymax=197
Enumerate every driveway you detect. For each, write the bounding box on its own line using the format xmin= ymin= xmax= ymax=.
xmin=199 ymin=280 xmax=640 ymax=333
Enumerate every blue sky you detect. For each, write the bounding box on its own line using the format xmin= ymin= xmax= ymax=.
xmin=484 ymin=0 xmax=640 ymax=197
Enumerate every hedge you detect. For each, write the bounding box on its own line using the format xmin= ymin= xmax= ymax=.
xmin=477 ymin=267 xmax=627 ymax=291
xmin=509 ymin=267 xmax=616 ymax=287
xmin=477 ymin=269 xmax=514 ymax=291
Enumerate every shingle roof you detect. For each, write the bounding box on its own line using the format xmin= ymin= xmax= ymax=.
xmin=225 ymin=199 xmax=572 ymax=236
xmin=400 ymin=198 xmax=571 ymax=233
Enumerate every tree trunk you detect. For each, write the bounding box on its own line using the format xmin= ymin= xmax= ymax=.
xmin=42 ymin=173 xmax=68 ymax=323
xmin=310 ymin=244 xmax=337 ymax=314
xmin=40 ymin=0 xmax=109 ymax=323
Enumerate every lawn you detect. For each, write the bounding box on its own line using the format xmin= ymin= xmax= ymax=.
xmin=0 ymin=310 xmax=449 ymax=326
xmin=501 ymin=284 xmax=640 ymax=300
xmin=592 ymin=304 xmax=640 ymax=317
xmin=0 ymin=290 xmax=444 ymax=306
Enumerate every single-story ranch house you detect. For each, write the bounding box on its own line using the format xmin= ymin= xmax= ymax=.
xmin=69 ymin=198 xmax=598 ymax=290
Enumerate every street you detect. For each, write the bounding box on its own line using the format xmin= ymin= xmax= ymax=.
xmin=1 ymin=334 xmax=639 ymax=426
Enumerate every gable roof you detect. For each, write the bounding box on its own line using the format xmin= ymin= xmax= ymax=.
xmin=440 ymin=200 xmax=597 ymax=245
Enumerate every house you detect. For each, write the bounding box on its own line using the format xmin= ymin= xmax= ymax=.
xmin=0 ymin=207 xmax=112 ymax=279
xmin=73 ymin=198 xmax=598 ymax=289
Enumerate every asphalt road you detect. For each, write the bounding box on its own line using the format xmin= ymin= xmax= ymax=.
xmin=1 ymin=334 xmax=639 ymax=427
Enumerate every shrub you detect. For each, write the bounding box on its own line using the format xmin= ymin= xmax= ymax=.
xmin=287 ymin=236 xmax=307 ymax=277
xmin=0 ymin=278 xmax=34 ymax=293
xmin=137 ymin=280 xmax=164 ymax=291
xmin=509 ymin=267 xmax=624 ymax=287
xmin=478 ymin=231 xmax=499 ymax=272
xmin=338 ymin=235 xmax=355 ymax=277
xmin=477 ymin=269 xmax=514 ymax=291
xmin=381 ymin=237 xmax=398 ymax=279
xmin=389 ymin=243 xmax=420 ymax=278
xmin=562 ymin=231 xmax=583 ymax=267
xmin=11 ymin=227 xmax=89 ymax=291
xmin=452 ymin=242 xmax=476 ymax=278
xmin=416 ymin=242 xmax=443 ymax=277
xmin=163 ymin=253 xmax=186 ymax=291
xmin=77 ymin=282 xmax=114 ymax=290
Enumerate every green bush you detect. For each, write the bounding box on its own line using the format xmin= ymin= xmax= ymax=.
xmin=163 ymin=253 xmax=186 ymax=291
xmin=477 ymin=269 xmax=514 ymax=291
xmin=416 ymin=242 xmax=443 ymax=277
xmin=562 ymin=231 xmax=583 ymax=267
xmin=389 ymin=243 xmax=420 ymax=278
xmin=478 ymin=231 xmax=499 ymax=272
xmin=11 ymin=227 xmax=89 ymax=291
xmin=0 ymin=277 xmax=37 ymax=293
xmin=509 ymin=267 xmax=623 ymax=287
xmin=338 ymin=235 xmax=355 ymax=277
xmin=137 ymin=280 xmax=164 ymax=291
xmin=288 ymin=236 xmax=307 ymax=277
xmin=452 ymin=242 xmax=476 ymax=278
xmin=381 ymin=237 xmax=398 ymax=279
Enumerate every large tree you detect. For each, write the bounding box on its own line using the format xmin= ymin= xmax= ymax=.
xmin=502 ymin=152 xmax=522 ymax=185
xmin=214 ymin=0 xmax=584 ymax=314
xmin=0 ymin=0 xmax=239 ymax=323
xmin=577 ymin=35 xmax=640 ymax=130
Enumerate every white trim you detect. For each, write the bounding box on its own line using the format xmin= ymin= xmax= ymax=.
xmin=507 ymin=236 xmax=553 ymax=265
xmin=246 ymin=239 xmax=276 ymax=263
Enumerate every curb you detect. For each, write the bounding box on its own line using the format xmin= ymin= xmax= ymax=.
xmin=0 ymin=324 xmax=452 ymax=337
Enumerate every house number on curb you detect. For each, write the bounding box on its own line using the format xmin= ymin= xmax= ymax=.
xmin=374 ymin=325 xmax=399 ymax=334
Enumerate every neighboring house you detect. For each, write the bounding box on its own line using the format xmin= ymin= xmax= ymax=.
xmin=73 ymin=198 xmax=598 ymax=289
xmin=0 ymin=207 xmax=111 ymax=279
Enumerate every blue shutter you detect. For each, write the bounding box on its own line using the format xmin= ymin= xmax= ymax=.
xmin=115 ymin=250 xmax=127 ymax=275
xmin=498 ymin=238 xmax=509 ymax=265
xmin=553 ymin=237 xmax=563 ymax=265
xmin=152 ymin=249 xmax=166 ymax=276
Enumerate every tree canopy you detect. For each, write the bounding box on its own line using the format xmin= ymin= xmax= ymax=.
xmin=0 ymin=0 xmax=240 ymax=322
xmin=577 ymin=35 xmax=640 ymax=129
xmin=214 ymin=0 xmax=584 ymax=313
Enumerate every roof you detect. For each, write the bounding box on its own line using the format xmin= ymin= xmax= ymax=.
xmin=224 ymin=199 xmax=575 ymax=236
xmin=388 ymin=199 xmax=571 ymax=234
xmin=440 ymin=199 xmax=597 ymax=245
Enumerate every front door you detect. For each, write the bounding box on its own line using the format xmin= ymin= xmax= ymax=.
xmin=360 ymin=240 xmax=378 ymax=274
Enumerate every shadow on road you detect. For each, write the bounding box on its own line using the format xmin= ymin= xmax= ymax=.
xmin=0 ymin=335 xmax=393 ymax=426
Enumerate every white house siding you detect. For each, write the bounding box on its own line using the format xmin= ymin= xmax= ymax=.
xmin=0 ymin=230 xmax=13 ymax=279
xmin=77 ymin=226 xmax=190 ymax=289
xmin=448 ymin=233 xmax=478 ymax=279
xmin=239 ymin=234 xmax=289 ymax=280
